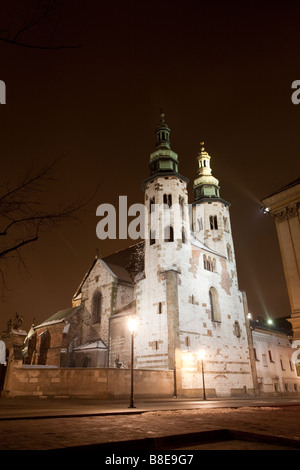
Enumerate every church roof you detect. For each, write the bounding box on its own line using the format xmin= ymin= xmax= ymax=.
xmin=35 ymin=307 xmax=79 ymax=329
xmin=102 ymin=261 xmax=134 ymax=284
xmin=102 ymin=241 xmax=145 ymax=279
xmin=73 ymin=339 xmax=107 ymax=351
xmin=73 ymin=242 xmax=145 ymax=299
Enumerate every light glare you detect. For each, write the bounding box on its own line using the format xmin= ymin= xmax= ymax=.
xmin=128 ymin=318 xmax=138 ymax=333
xmin=198 ymin=350 xmax=206 ymax=360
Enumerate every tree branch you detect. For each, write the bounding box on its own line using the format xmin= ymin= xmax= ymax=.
xmin=0 ymin=153 xmax=101 ymax=281
xmin=0 ymin=235 xmax=39 ymax=259
xmin=0 ymin=157 xmax=59 ymax=205
xmin=0 ymin=36 xmax=81 ymax=50
xmin=13 ymin=0 xmax=56 ymax=43
xmin=0 ymin=0 xmax=81 ymax=50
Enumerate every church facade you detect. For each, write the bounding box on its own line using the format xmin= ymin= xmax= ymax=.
xmin=25 ymin=114 xmax=258 ymax=397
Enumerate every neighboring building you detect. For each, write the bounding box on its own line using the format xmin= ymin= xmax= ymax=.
xmin=250 ymin=317 xmax=300 ymax=396
xmin=24 ymin=307 xmax=83 ymax=367
xmin=261 ymin=178 xmax=300 ymax=341
xmin=25 ymin=114 xmax=300 ymax=398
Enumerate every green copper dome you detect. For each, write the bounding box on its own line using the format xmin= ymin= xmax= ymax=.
xmin=149 ymin=112 xmax=179 ymax=175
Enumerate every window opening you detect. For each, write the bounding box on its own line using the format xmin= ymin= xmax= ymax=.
xmin=92 ymin=291 xmax=102 ymax=324
xmin=150 ymin=229 xmax=156 ymax=245
xmin=209 ymin=215 xmax=218 ymax=230
xmin=164 ymin=225 xmax=174 ymax=242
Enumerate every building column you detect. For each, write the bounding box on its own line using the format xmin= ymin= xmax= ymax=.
xmin=242 ymin=291 xmax=259 ymax=396
xmin=165 ymin=269 xmax=182 ymax=396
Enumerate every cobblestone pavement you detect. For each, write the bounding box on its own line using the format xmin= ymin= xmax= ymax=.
xmin=0 ymin=403 xmax=300 ymax=450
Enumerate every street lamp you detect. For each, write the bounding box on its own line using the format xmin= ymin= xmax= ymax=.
xmin=128 ymin=318 xmax=137 ymax=409
xmin=198 ymin=350 xmax=207 ymax=401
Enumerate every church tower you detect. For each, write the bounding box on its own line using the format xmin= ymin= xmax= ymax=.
xmin=136 ymin=113 xmax=190 ymax=376
xmin=193 ymin=141 xmax=220 ymax=201
xmin=142 ymin=112 xmax=190 ymax=275
xmin=135 ymin=120 xmax=254 ymax=396
xmin=192 ymin=142 xmax=235 ymax=264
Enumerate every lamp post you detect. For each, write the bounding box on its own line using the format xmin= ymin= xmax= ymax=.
xmin=198 ymin=350 xmax=206 ymax=401
xmin=128 ymin=318 xmax=137 ymax=409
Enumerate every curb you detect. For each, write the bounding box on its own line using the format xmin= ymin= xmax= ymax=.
xmin=1 ymin=401 xmax=300 ymax=421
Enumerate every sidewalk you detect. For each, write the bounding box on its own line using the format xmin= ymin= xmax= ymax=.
xmin=0 ymin=395 xmax=300 ymax=419
xmin=0 ymin=397 xmax=300 ymax=450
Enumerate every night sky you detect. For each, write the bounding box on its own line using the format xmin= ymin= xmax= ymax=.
xmin=1 ymin=0 xmax=300 ymax=332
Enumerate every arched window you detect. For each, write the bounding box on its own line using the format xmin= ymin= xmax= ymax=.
xmin=149 ymin=196 xmax=155 ymax=213
xmin=164 ymin=225 xmax=174 ymax=242
xmin=182 ymin=227 xmax=186 ymax=244
xmin=197 ymin=217 xmax=203 ymax=231
xmin=92 ymin=290 xmax=102 ymax=324
xmin=223 ymin=217 xmax=229 ymax=232
xmin=209 ymin=215 xmax=218 ymax=230
xmin=234 ymin=321 xmax=241 ymax=338
xmin=227 ymin=244 xmax=233 ymax=262
xmin=209 ymin=287 xmax=221 ymax=322
xmin=179 ymin=196 xmax=185 ymax=217
xmin=163 ymin=193 xmax=172 ymax=208
xmin=150 ymin=229 xmax=156 ymax=245
xmin=38 ymin=330 xmax=50 ymax=365
xmin=204 ymin=256 xmax=215 ymax=272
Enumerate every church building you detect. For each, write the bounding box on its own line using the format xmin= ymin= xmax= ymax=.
xmin=27 ymin=113 xmax=258 ymax=397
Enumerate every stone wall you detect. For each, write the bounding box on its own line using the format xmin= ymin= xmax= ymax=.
xmin=80 ymin=259 xmax=114 ymax=346
xmin=3 ymin=364 xmax=174 ymax=399
xmin=109 ymin=312 xmax=133 ymax=368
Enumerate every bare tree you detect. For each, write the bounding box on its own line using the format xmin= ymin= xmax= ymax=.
xmin=0 ymin=157 xmax=98 ymax=283
xmin=0 ymin=0 xmax=81 ymax=50
xmin=0 ymin=1 xmax=84 ymax=282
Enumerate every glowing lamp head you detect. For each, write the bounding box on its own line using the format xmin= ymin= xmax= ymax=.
xmin=267 ymin=318 xmax=273 ymax=325
xmin=128 ymin=318 xmax=138 ymax=333
xmin=198 ymin=350 xmax=206 ymax=360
